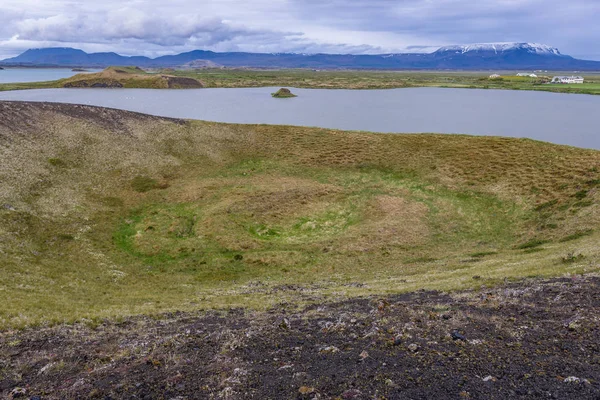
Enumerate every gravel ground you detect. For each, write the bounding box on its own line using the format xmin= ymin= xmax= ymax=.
xmin=1 ymin=276 xmax=599 ymax=399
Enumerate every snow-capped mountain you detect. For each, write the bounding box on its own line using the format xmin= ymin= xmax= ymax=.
xmin=435 ymin=43 xmax=562 ymax=56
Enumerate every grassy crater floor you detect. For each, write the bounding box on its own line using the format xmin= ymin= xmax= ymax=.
xmin=0 ymin=101 xmax=599 ymax=330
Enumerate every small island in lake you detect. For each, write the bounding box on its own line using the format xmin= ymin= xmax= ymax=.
xmin=72 ymin=68 xmax=89 ymax=72
xmin=271 ymin=87 xmax=297 ymax=98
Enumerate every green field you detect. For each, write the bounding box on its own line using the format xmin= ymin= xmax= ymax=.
xmin=1 ymin=102 xmax=599 ymax=329
xmin=2 ymin=67 xmax=600 ymax=94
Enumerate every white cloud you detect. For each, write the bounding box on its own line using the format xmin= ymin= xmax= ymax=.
xmin=0 ymin=0 xmax=598 ymax=59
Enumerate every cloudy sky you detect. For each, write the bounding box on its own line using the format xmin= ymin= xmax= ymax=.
xmin=0 ymin=0 xmax=598 ymax=60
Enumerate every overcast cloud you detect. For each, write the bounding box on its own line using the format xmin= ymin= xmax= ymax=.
xmin=0 ymin=0 xmax=598 ymax=60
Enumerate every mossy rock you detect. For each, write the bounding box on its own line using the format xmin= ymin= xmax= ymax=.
xmin=272 ymin=88 xmax=297 ymax=98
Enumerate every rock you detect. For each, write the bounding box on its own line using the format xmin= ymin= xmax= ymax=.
xmin=359 ymin=350 xmax=369 ymax=360
xmin=377 ymin=299 xmax=390 ymax=312
xmin=299 ymin=386 xmax=315 ymax=395
xmin=483 ymin=375 xmax=496 ymax=382
xmin=564 ymin=376 xmax=590 ymax=384
xmin=271 ymin=88 xmax=297 ymax=98
xmin=293 ymin=371 xmax=308 ymax=379
xmin=452 ymin=330 xmax=467 ymax=341
xmin=566 ymin=321 xmax=580 ymax=331
xmin=341 ymin=389 xmax=363 ymax=399
xmin=2 ymin=204 xmax=15 ymax=211
xmin=408 ymin=343 xmax=420 ymax=352
xmin=9 ymin=387 xmax=27 ymax=398
xmin=39 ymin=362 xmax=56 ymax=375
xmin=277 ymin=317 xmax=291 ymax=330
xmin=319 ymin=345 xmax=340 ymax=354
xmin=393 ymin=337 xmax=402 ymax=346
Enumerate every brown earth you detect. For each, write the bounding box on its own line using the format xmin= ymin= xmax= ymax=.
xmin=1 ymin=276 xmax=599 ymax=399
xmin=60 ymin=68 xmax=203 ymax=89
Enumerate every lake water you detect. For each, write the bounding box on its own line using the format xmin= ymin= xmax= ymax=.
xmin=0 ymin=87 xmax=598 ymax=149
xmin=0 ymin=68 xmax=100 ymax=83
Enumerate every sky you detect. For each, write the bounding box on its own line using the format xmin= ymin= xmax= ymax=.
xmin=0 ymin=0 xmax=598 ymax=60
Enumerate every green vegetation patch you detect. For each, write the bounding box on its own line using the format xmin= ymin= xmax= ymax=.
xmin=559 ymin=229 xmax=594 ymax=242
xmin=469 ymin=251 xmax=498 ymax=258
xmin=515 ymin=239 xmax=549 ymax=250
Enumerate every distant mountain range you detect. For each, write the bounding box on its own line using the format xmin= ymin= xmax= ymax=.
xmin=2 ymin=43 xmax=600 ymax=70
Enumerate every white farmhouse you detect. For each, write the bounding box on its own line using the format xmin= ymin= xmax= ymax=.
xmin=516 ymin=73 xmax=538 ymax=77
xmin=551 ymin=76 xmax=584 ymax=84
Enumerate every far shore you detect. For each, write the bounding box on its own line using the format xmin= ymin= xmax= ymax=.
xmin=0 ymin=66 xmax=599 ymax=95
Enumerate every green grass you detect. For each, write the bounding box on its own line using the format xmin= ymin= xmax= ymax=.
xmin=559 ymin=229 xmax=594 ymax=242
xmin=0 ymin=102 xmax=599 ymax=329
xmin=516 ymin=239 xmax=549 ymax=249
xmin=2 ymin=67 xmax=600 ymax=94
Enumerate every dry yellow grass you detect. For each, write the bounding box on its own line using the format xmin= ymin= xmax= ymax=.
xmin=0 ymin=101 xmax=599 ymax=328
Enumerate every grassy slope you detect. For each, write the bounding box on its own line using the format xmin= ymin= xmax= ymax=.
xmin=0 ymin=101 xmax=599 ymax=329
xmin=0 ymin=67 xmax=203 ymax=90
xmin=1 ymin=68 xmax=600 ymax=94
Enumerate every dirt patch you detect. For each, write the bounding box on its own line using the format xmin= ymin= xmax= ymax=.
xmin=1 ymin=276 xmax=599 ymax=399
xmin=228 ymin=185 xmax=340 ymax=222
xmin=340 ymin=195 xmax=429 ymax=252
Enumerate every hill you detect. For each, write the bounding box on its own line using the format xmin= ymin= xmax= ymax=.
xmin=60 ymin=66 xmax=203 ymax=88
xmin=0 ymin=100 xmax=599 ymax=330
xmin=1 ymin=101 xmax=599 ymax=398
xmin=3 ymin=42 xmax=600 ymax=70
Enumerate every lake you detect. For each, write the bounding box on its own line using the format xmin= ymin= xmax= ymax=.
xmin=0 ymin=87 xmax=598 ymax=149
xmin=0 ymin=68 xmax=100 ymax=83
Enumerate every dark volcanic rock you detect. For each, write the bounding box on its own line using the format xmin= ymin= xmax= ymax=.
xmin=164 ymin=76 xmax=203 ymax=88
xmin=63 ymin=80 xmax=123 ymax=88
xmin=1 ymin=276 xmax=600 ymax=399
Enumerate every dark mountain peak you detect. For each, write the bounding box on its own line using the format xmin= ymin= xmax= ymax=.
xmin=1 ymin=44 xmax=598 ymax=70
xmin=24 ymin=47 xmax=87 ymax=54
